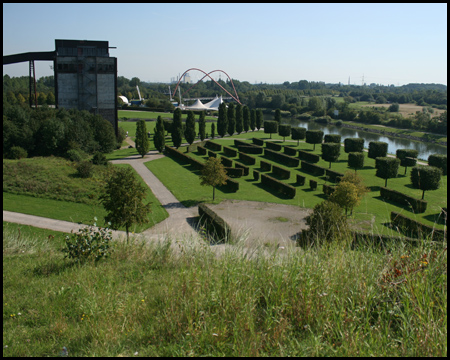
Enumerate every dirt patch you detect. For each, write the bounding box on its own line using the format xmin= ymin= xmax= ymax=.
xmin=361 ymin=103 xmax=445 ymax=118
xmin=206 ymin=200 xmax=312 ymax=248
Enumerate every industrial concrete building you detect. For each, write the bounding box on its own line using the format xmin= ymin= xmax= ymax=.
xmin=3 ymin=39 xmax=118 ymax=135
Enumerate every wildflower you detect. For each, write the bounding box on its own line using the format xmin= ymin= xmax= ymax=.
xmin=18 ymin=312 xmax=21 ymax=316
xmin=212 ymin=333 xmax=218 ymax=336
xmin=134 ymin=351 xmax=139 ymax=356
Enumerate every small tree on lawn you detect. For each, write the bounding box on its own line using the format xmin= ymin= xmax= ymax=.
xmin=153 ymin=116 xmax=165 ymax=153
xmin=375 ymin=157 xmax=400 ymax=187
xmin=278 ymin=124 xmax=291 ymax=142
xmin=344 ymin=138 xmax=364 ymax=153
xmin=410 ymin=165 xmax=442 ymax=199
xmin=305 ymin=130 xmax=324 ymax=151
xmin=135 ymin=119 xmax=150 ymax=157
xmin=217 ymin=103 xmax=228 ymax=138
xmin=330 ymin=172 xmax=368 ymax=216
xmin=428 ymin=154 xmax=447 ymax=175
xmin=227 ymin=102 xmax=236 ymax=136
xmin=200 ymin=157 xmax=228 ymax=201
xmin=368 ymin=141 xmax=388 ymax=160
xmin=211 ymin=122 xmax=215 ymax=139
xmin=291 ymin=127 xmax=306 ymax=145
xmin=274 ymin=108 xmax=281 ymax=123
xmin=100 ymin=166 xmax=152 ymax=242
xmin=324 ymin=134 xmax=341 ymax=143
xmin=184 ymin=110 xmax=196 ymax=151
xmin=171 ymin=108 xmax=183 ymax=148
xmin=250 ymin=109 xmax=256 ymax=131
xmin=256 ymin=109 xmax=263 ymax=130
xmin=264 ymin=120 xmax=278 ymax=139
xmin=322 ymin=142 xmax=341 ymax=169
xmin=198 ymin=111 xmax=206 ymax=141
xmin=348 ymin=152 xmax=365 ymax=173
xmin=396 ymin=149 xmax=418 ymax=175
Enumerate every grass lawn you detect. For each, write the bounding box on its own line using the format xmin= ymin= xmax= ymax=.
xmin=3 ymin=159 xmax=168 ymax=232
xmin=147 ymin=137 xmax=447 ymax=236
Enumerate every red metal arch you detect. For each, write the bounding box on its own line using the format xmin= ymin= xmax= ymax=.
xmin=172 ymin=68 xmax=241 ymax=104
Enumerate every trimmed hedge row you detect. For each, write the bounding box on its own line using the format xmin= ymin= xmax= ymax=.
xmin=253 ymin=169 xmax=260 ymax=181
xmin=265 ymin=141 xmax=283 ymax=151
xmin=298 ymin=149 xmax=320 ymax=163
xmin=223 ymin=146 xmax=238 ymax=158
xmin=220 ymin=156 xmax=233 ymax=168
xmin=198 ymin=203 xmax=231 ymax=243
xmin=252 ymin=137 xmax=265 ymax=146
xmin=260 ymin=160 xmax=272 ymax=172
xmin=224 ymin=167 xmax=244 ymax=178
xmin=264 ymin=148 xmax=299 ymax=167
xmin=237 ymin=145 xmax=264 ymax=154
xmin=261 ymin=173 xmax=296 ymax=198
xmin=310 ymin=179 xmax=318 ymax=190
xmin=380 ymin=187 xmax=428 ymax=213
xmin=325 ymin=168 xmax=344 ymax=183
xmin=296 ymin=174 xmax=306 ymax=186
xmin=235 ymin=161 xmax=249 ymax=176
xmin=272 ymin=164 xmax=291 ymax=179
xmin=197 ymin=145 xmax=207 ymax=155
xmin=224 ymin=177 xmax=240 ymax=192
xmin=207 ymin=150 xmax=218 ymax=158
xmin=238 ymin=152 xmax=257 ymax=165
xmin=283 ymin=145 xmax=298 ymax=156
xmin=391 ymin=211 xmax=446 ymax=241
xmin=205 ymin=141 xmax=222 ymax=152
xmin=301 ymin=161 xmax=326 ymax=176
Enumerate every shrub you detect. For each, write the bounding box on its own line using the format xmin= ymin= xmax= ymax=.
xmin=264 ymin=120 xmax=278 ymax=138
xmin=260 ymin=160 xmax=272 ymax=172
xmin=265 ymin=148 xmax=299 ymax=167
xmin=428 ymin=154 xmax=447 ymax=175
xmin=223 ymin=146 xmax=238 ymax=157
xmin=305 ymin=130 xmax=324 ymax=150
xmin=265 ymin=141 xmax=283 ymax=151
xmin=335 ymin=120 xmax=343 ymax=126
xmin=252 ymin=137 xmax=264 ymax=146
xmin=76 ymin=160 xmax=94 ymax=178
xmin=208 ymin=150 xmax=217 ymax=158
xmin=391 ymin=211 xmax=446 ymax=241
xmin=197 ymin=145 xmax=207 ymax=155
xmin=348 ymin=152 xmax=365 ymax=172
xmin=410 ymin=165 xmax=442 ymax=199
xmin=380 ymin=187 xmax=427 ymax=213
xmin=296 ymin=174 xmax=306 ymax=186
xmin=253 ymin=169 xmax=260 ymax=181
xmin=301 ymin=161 xmax=326 ymax=176
xmin=234 ymin=161 xmax=249 ymax=176
xmin=283 ymin=145 xmax=297 ymax=156
xmin=310 ymin=179 xmax=318 ymax=190
xmin=220 ymin=156 xmax=233 ymax=168
xmin=205 ymin=141 xmax=222 ymax=152
xmin=321 ymin=143 xmax=341 ymax=168
xmin=396 ymin=149 xmax=418 ymax=174
xmin=224 ymin=167 xmax=244 ymax=178
xmin=62 ymin=221 xmax=113 ymax=263
xmin=375 ymin=157 xmax=400 ymax=187
xmin=8 ymin=146 xmax=28 ymax=159
xmin=325 ymin=168 xmax=344 ymax=183
xmin=272 ymin=164 xmax=291 ymax=179
xmin=237 ymin=145 xmax=263 ymax=154
xmin=344 ymin=138 xmax=364 ymax=153
xmin=324 ymin=134 xmax=341 ymax=143
xmin=92 ymin=151 xmax=108 ymax=166
xmin=260 ymin=173 xmax=296 ymax=198
xmin=368 ymin=141 xmax=388 ymax=159
xmin=291 ymin=127 xmax=306 ymax=145
xmin=298 ymin=149 xmax=320 ymax=163
xmin=323 ymin=184 xmax=335 ymax=196
xmin=278 ymin=124 xmax=291 ymax=141
xmin=238 ymin=152 xmax=256 ymax=165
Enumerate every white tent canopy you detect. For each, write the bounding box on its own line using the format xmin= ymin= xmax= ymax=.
xmin=184 ymin=98 xmax=208 ymax=110
xmin=183 ymin=95 xmax=223 ymax=111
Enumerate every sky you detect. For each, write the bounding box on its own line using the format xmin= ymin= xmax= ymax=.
xmin=3 ymin=3 xmax=447 ymax=86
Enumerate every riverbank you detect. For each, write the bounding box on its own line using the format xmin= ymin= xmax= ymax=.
xmin=339 ymin=121 xmax=447 ymax=146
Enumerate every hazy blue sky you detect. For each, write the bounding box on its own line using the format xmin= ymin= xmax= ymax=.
xmin=3 ymin=3 xmax=447 ymax=85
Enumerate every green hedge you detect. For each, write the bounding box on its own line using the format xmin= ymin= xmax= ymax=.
xmin=301 ymin=161 xmax=326 ymax=176
xmin=264 ymin=148 xmax=299 ymax=167
xmin=298 ymin=149 xmax=320 ymax=163
xmin=265 ymin=141 xmax=283 ymax=151
xmin=368 ymin=141 xmax=388 ymax=159
xmin=197 ymin=145 xmax=207 ymax=156
xmin=325 ymin=168 xmax=344 ymax=183
xmin=223 ymin=177 xmax=239 ymax=192
xmin=283 ymin=145 xmax=298 ymax=156
xmin=323 ymin=184 xmax=335 ymax=196
xmin=344 ymin=138 xmax=364 ymax=153
xmin=391 ymin=211 xmax=446 ymax=241
xmin=223 ymin=146 xmax=238 ymax=158
xmin=261 ymin=173 xmax=296 ymax=198
xmin=380 ymin=187 xmax=428 ymax=213
xmin=252 ymin=137 xmax=265 ymax=146
xmin=224 ymin=167 xmax=244 ymax=178
xmin=272 ymin=164 xmax=291 ymax=179
xmin=198 ymin=203 xmax=231 ymax=243
xmin=310 ymin=179 xmax=318 ymax=190
xmin=253 ymin=169 xmax=260 ymax=181
xmin=234 ymin=161 xmax=249 ymax=176
xmin=207 ymin=150 xmax=217 ymax=158
xmin=428 ymin=154 xmax=447 ymax=175
xmin=260 ymin=160 xmax=272 ymax=172
xmin=324 ymin=134 xmax=341 ymax=143
xmin=238 ymin=152 xmax=257 ymax=165
xmin=205 ymin=141 xmax=222 ymax=152
xmin=237 ymin=145 xmax=264 ymax=154
xmin=296 ymin=174 xmax=306 ymax=186
xmin=220 ymin=156 xmax=233 ymax=168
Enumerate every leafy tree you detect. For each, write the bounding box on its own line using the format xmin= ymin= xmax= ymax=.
xmin=329 ymin=181 xmax=360 ymax=216
xmin=198 ymin=111 xmax=206 ymax=141
xmin=256 ymin=109 xmax=263 ymax=130
xmin=227 ymin=102 xmax=236 ymax=136
xmin=100 ymin=166 xmax=152 ymax=242
xmin=211 ymin=122 xmax=215 ymax=139
xmin=308 ymin=96 xmax=324 ymax=116
xmin=321 ymin=143 xmax=341 ymax=168
xmin=90 ymin=115 xmax=117 ymax=153
xmin=396 ymin=149 xmax=418 ymax=174
xmin=250 ymin=109 xmax=256 ymax=131
xmin=410 ymin=165 xmax=442 ymax=199
xmin=264 ymin=120 xmax=278 ymax=139
xmin=305 ymin=200 xmax=350 ymax=244
xmin=274 ymin=108 xmax=281 ymax=123
xmin=154 ymin=116 xmax=165 ymax=153
xmin=291 ymin=127 xmax=306 ymax=145
xmin=217 ymin=103 xmax=228 ymax=138
xmin=344 ymin=138 xmax=364 ymax=153
xmin=278 ymin=124 xmax=291 ymax=142
xmin=340 ymin=171 xmax=369 ymax=200
xmin=171 ymin=108 xmax=183 ymax=148
xmin=200 ymin=157 xmax=228 ymax=201
xmin=135 ymin=120 xmax=150 ymax=157
xmin=389 ymin=103 xmax=400 ymax=112
xmin=305 ymin=130 xmax=324 ymax=150
xmin=243 ymin=105 xmax=250 ymax=132
xmin=375 ymin=157 xmax=400 ymax=187
xmin=184 ymin=110 xmax=196 ymax=151
xmin=235 ymin=103 xmax=243 ymax=134
xmin=348 ymin=152 xmax=365 ymax=172
xmin=368 ymin=141 xmax=388 ymax=159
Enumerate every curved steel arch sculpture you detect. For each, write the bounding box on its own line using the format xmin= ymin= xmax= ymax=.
xmin=172 ymin=68 xmax=241 ymax=105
